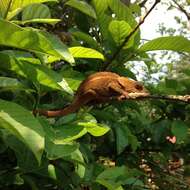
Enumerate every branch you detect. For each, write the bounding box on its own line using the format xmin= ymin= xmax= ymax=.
xmin=4 ymin=0 xmax=13 ymax=19
xmin=103 ymin=0 xmax=161 ymax=70
xmin=172 ymin=0 xmax=190 ymax=21
xmin=126 ymin=93 xmax=190 ymax=103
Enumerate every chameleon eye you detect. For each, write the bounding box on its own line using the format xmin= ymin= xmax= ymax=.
xmin=135 ymin=84 xmax=143 ymax=91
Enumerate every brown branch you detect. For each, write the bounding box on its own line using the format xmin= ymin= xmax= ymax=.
xmin=4 ymin=0 xmax=13 ymax=19
xmin=172 ymin=0 xmax=190 ymax=21
xmin=103 ymin=0 xmax=161 ymax=70
xmin=126 ymin=93 xmax=190 ymax=103
xmin=139 ymin=0 xmax=149 ymax=8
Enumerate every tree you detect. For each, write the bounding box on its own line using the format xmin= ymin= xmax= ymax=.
xmin=0 ymin=0 xmax=190 ymax=189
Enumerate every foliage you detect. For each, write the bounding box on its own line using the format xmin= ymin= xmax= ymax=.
xmin=0 ymin=0 xmax=190 ymax=189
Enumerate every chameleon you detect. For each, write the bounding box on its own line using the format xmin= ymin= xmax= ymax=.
xmin=34 ymin=72 xmax=149 ymax=117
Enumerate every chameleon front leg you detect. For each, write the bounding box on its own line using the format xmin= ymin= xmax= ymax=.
xmin=108 ymin=82 xmax=129 ymax=101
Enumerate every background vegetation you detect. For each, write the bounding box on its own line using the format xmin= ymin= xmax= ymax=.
xmin=0 ymin=0 xmax=190 ymax=189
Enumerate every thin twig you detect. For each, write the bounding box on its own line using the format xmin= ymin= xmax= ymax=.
xmin=4 ymin=0 xmax=12 ymax=20
xmin=127 ymin=93 xmax=190 ymax=103
xmin=103 ymin=0 xmax=161 ymax=70
xmin=172 ymin=0 xmax=190 ymax=21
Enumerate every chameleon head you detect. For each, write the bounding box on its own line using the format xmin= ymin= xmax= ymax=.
xmin=118 ymin=77 xmax=149 ymax=94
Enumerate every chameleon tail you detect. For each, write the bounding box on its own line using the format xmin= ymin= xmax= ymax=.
xmin=33 ymin=100 xmax=80 ymax=117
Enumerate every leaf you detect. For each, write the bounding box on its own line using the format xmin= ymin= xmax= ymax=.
xmin=69 ymin=46 xmax=104 ymax=60
xmin=46 ymin=139 xmax=79 ymax=159
xmin=70 ymin=29 xmax=100 ymax=50
xmin=115 ymin=126 xmax=128 ymax=154
xmin=108 ymin=20 xmax=134 ymax=48
xmin=13 ymin=18 xmax=61 ymax=25
xmin=171 ymin=121 xmax=188 ymax=143
xmin=53 ymin=125 xmax=87 ymax=144
xmin=0 ymin=52 xmax=73 ymax=94
xmin=96 ymin=166 xmax=129 ymax=190
xmin=139 ymin=36 xmax=190 ymax=53
xmin=108 ymin=0 xmax=136 ymax=27
xmin=115 ymin=125 xmax=139 ymax=153
xmin=60 ymin=68 xmax=85 ymax=91
xmin=66 ymin=0 xmax=96 ymax=19
xmin=0 ymin=77 xmax=26 ymax=91
xmin=22 ymin=3 xmax=51 ymax=20
xmin=0 ymin=0 xmax=58 ymax=20
xmin=64 ymin=149 xmax=86 ymax=178
xmin=48 ymin=164 xmax=57 ymax=180
xmin=78 ymin=122 xmax=110 ymax=137
xmin=4 ymin=135 xmax=43 ymax=172
xmin=0 ymin=99 xmax=44 ymax=164
xmin=92 ymin=0 xmax=113 ymax=47
xmin=0 ymin=20 xmax=74 ymax=64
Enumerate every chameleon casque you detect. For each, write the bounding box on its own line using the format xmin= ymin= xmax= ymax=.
xmin=35 ymin=72 xmax=148 ymax=117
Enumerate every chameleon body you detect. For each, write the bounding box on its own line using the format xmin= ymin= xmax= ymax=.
xmin=35 ymin=72 xmax=148 ymax=117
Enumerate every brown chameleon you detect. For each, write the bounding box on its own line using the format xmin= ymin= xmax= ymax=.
xmin=34 ymin=72 xmax=148 ymax=117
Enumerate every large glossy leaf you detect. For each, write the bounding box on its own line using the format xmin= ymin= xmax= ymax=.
xmin=22 ymin=3 xmax=51 ymax=20
xmin=0 ymin=0 xmax=57 ymax=20
xmin=69 ymin=46 xmax=104 ymax=60
xmin=108 ymin=0 xmax=136 ymax=27
xmin=0 ymin=20 xmax=74 ymax=64
xmin=54 ymin=125 xmax=87 ymax=144
xmin=109 ymin=20 xmax=134 ymax=48
xmin=66 ymin=0 xmax=96 ymax=19
xmin=0 ymin=52 xmax=73 ymax=94
xmin=0 ymin=99 xmax=45 ymax=164
xmin=52 ymin=122 xmax=110 ymax=144
xmin=46 ymin=139 xmax=79 ymax=159
xmin=77 ymin=122 xmax=110 ymax=137
xmin=139 ymin=36 xmax=190 ymax=53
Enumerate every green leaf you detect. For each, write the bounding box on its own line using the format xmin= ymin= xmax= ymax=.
xmin=0 ymin=77 xmax=27 ymax=91
xmin=0 ymin=0 xmax=58 ymax=20
xmin=70 ymin=29 xmax=100 ymax=50
xmin=53 ymin=125 xmax=87 ymax=144
xmin=60 ymin=68 xmax=85 ymax=91
xmin=108 ymin=20 xmax=133 ymax=48
xmin=65 ymin=149 xmax=86 ymax=178
xmin=171 ymin=121 xmax=188 ymax=143
xmin=96 ymin=166 xmax=129 ymax=190
xmin=46 ymin=139 xmax=79 ymax=159
xmin=115 ymin=125 xmax=139 ymax=153
xmin=13 ymin=18 xmax=61 ymax=25
xmin=78 ymin=122 xmax=110 ymax=137
xmin=0 ymin=99 xmax=44 ymax=164
xmin=0 ymin=20 xmax=74 ymax=64
xmin=0 ymin=52 xmax=73 ymax=94
xmin=48 ymin=164 xmax=57 ymax=180
xmin=22 ymin=3 xmax=51 ymax=20
xmin=66 ymin=0 xmax=96 ymax=19
xmin=4 ymin=135 xmax=43 ymax=172
xmin=108 ymin=0 xmax=136 ymax=27
xmin=115 ymin=126 xmax=128 ymax=154
xmin=139 ymin=36 xmax=190 ymax=53
xmin=69 ymin=46 xmax=104 ymax=60
xmin=92 ymin=0 xmax=113 ymax=46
